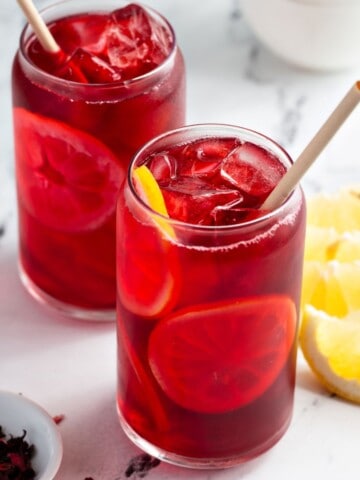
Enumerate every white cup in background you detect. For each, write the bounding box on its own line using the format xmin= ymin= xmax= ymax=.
xmin=241 ymin=0 xmax=360 ymax=71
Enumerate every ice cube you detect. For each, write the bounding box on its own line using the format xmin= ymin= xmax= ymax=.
xmin=175 ymin=138 xmax=241 ymax=179
xmin=75 ymin=16 xmax=111 ymax=57
xmin=182 ymin=138 xmax=241 ymax=161
xmin=148 ymin=153 xmax=177 ymax=183
xmin=220 ymin=142 xmax=286 ymax=199
xmin=178 ymin=157 xmax=222 ymax=179
xmin=161 ymin=176 xmax=242 ymax=225
xmin=106 ymin=4 xmax=173 ymax=79
xmin=49 ymin=13 xmax=110 ymax=58
xmin=55 ymin=48 xmax=122 ymax=83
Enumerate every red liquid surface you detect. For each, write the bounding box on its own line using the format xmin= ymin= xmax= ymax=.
xmin=116 ymin=136 xmax=306 ymax=462
xmin=12 ymin=5 xmax=185 ymax=310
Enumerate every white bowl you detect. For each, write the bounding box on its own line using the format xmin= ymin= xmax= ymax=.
xmin=241 ymin=0 xmax=360 ymax=70
xmin=0 ymin=391 xmax=63 ymax=480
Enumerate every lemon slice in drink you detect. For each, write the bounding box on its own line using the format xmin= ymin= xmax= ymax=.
xmin=300 ymin=305 xmax=360 ymax=404
xmin=133 ymin=165 xmax=168 ymax=216
xmin=117 ymin=165 xmax=178 ymax=318
xmin=133 ymin=165 xmax=175 ymax=239
xmin=14 ymin=107 xmax=123 ymax=232
xmin=149 ymin=295 xmax=296 ymax=413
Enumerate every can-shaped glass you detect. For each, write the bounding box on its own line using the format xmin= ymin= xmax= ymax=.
xmin=116 ymin=124 xmax=306 ymax=468
xmin=12 ymin=0 xmax=186 ymax=320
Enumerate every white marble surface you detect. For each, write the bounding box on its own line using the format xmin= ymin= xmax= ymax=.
xmin=1 ymin=1 xmax=360 ymax=479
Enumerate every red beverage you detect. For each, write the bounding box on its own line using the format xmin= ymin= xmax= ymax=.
xmin=12 ymin=0 xmax=185 ymax=319
xmin=116 ymin=125 xmax=306 ymax=467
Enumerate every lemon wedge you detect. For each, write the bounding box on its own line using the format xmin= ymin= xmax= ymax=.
xmin=334 ymin=231 xmax=360 ymax=262
xmin=307 ymin=186 xmax=360 ymax=233
xmin=300 ymin=186 xmax=360 ymax=403
xmin=300 ymin=305 xmax=360 ymax=404
xmin=304 ymin=225 xmax=339 ymax=262
xmin=301 ymin=186 xmax=360 ymax=316
xmin=301 ymin=261 xmax=360 ymax=317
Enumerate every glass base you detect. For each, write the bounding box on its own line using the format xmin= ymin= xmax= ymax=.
xmin=19 ymin=263 xmax=116 ymax=322
xmin=117 ymin=406 xmax=292 ymax=469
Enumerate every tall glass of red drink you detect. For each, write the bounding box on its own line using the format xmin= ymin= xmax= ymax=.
xmin=12 ymin=0 xmax=185 ymax=320
xmin=116 ymin=124 xmax=306 ymax=467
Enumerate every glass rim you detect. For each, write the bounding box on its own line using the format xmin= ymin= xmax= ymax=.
xmin=18 ymin=0 xmax=178 ymax=89
xmin=128 ymin=123 xmax=300 ymax=233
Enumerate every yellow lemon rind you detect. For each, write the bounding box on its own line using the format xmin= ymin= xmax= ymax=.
xmin=300 ymin=305 xmax=360 ymax=404
xmin=133 ymin=165 xmax=175 ymax=240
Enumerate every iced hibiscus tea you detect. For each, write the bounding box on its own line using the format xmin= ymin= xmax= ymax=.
xmin=12 ymin=0 xmax=185 ymax=318
xmin=116 ymin=124 xmax=306 ymax=467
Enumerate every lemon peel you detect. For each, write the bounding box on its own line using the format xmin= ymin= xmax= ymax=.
xmin=133 ymin=165 xmax=175 ymax=239
xmin=300 ymin=305 xmax=360 ymax=404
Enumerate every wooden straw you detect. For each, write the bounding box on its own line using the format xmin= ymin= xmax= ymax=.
xmin=17 ymin=0 xmax=60 ymax=53
xmin=262 ymin=81 xmax=360 ymax=211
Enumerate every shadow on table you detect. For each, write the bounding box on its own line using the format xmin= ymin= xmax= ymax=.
xmin=54 ymin=387 xmax=272 ymax=480
xmin=295 ymin=368 xmax=324 ymax=395
xmin=54 ymin=389 xmax=139 ymax=480
xmin=0 ymin=248 xmax=115 ymax=361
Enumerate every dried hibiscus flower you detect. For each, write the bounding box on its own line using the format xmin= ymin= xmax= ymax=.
xmin=0 ymin=426 xmax=36 ymax=480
